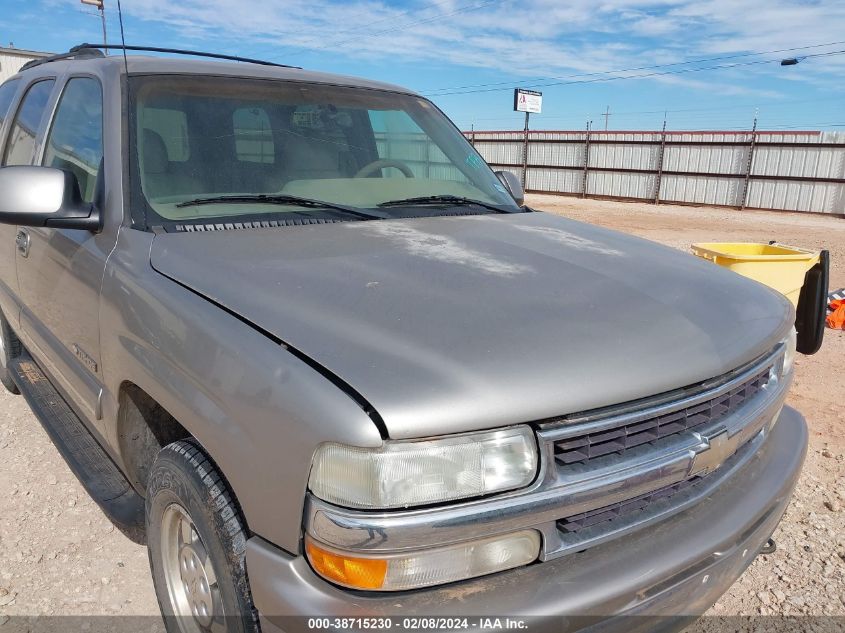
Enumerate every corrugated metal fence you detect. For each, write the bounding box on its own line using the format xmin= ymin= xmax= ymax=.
xmin=375 ymin=132 xmax=465 ymax=181
xmin=466 ymin=129 xmax=845 ymax=215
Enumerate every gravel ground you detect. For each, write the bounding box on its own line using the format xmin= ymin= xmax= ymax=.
xmin=0 ymin=195 xmax=843 ymax=622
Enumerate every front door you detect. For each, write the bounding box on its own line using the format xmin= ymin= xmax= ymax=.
xmin=14 ymin=76 xmax=114 ymax=428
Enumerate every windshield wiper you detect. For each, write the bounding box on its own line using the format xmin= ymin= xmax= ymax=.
xmin=377 ymin=195 xmax=520 ymax=213
xmin=175 ymin=194 xmax=388 ymax=220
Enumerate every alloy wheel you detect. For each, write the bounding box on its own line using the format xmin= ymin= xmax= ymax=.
xmin=160 ymin=504 xmax=226 ymax=633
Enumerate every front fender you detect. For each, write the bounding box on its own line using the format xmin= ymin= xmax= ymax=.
xmin=99 ymin=228 xmax=383 ymax=553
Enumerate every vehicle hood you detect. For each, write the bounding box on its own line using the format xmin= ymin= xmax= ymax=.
xmin=150 ymin=212 xmax=793 ymax=439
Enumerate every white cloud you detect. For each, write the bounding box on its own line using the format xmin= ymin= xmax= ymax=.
xmin=65 ymin=0 xmax=844 ymax=98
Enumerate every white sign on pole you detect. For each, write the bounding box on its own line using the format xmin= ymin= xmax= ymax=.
xmin=514 ymin=88 xmax=542 ymax=114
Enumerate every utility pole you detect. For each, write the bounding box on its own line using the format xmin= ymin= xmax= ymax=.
xmin=602 ymin=106 xmax=611 ymax=131
xmin=81 ymin=0 xmax=107 ymax=44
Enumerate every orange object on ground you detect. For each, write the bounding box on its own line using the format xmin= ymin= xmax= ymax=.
xmin=827 ymin=299 xmax=845 ymax=330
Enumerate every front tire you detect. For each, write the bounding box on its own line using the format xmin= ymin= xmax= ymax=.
xmin=146 ymin=440 xmax=258 ymax=633
xmin=0 ymin=311 xmax=21 ymax=394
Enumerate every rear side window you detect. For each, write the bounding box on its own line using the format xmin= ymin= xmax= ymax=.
xmin=0 ymin=80 xmax=20 ymax=129
xmin=3 ymin=79 xmax=55 ymax=166
xmin=42 ymin=78 xmax=103 ymax=203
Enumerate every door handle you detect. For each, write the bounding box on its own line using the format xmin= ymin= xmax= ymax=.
xmin=16 ymin=229 xmax=30 ymax=258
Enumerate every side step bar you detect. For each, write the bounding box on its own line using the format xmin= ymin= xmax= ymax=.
xmin=10 ymin=354 xmax=145 ymax=530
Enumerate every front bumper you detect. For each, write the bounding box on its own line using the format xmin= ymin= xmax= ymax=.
xmin=247 ymin=407 xmax=807 ymax=633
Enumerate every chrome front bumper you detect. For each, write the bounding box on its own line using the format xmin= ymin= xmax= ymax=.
xmin=305 ymin=345 xmax=790 ymax=561
xmin=249 ymin=406 xmax=807 ymax=631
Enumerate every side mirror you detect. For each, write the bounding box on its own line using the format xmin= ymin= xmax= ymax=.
xmin=0 ymin=166 xmax=101 ymax=231
xmin=495 ymin=170 xmax=525 ymax=206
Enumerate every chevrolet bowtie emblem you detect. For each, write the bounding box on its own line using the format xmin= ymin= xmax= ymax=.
xmin=690 ymin=430 xmax=732 ymax=477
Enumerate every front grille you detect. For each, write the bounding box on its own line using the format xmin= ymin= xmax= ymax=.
xmin=552 ymin=367 xmax=771 ymax=465
xmin=554 ymin=430 xmax=759 ymax=541
xmin=557 ymin=476 xmax=702 ymax=534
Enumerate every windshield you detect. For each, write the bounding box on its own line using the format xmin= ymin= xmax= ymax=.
xmin=129 ymin=75 xmax=518 ymax=227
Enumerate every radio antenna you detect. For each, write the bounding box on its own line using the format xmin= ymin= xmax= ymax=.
xmin=116 ymin=0 xmax=129 ymax=74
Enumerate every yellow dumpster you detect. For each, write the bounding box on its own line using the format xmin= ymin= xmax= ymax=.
xmin=691 ymin=242 xmax=820 ymax=308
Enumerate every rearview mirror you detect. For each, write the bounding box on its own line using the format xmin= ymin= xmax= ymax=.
xmin=495 ymin=170 xmax=525 ymax=206
xmin=0 ymin=166 xmax=101 ymax=231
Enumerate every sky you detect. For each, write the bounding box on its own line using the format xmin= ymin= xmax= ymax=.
xmin=1 ymin=0 xmax=843 ymax=132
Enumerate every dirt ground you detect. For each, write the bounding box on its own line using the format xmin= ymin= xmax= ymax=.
xmin=0 ymin=195 xmax=843 ymax=621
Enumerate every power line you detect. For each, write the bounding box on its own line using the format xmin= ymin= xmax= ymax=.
xmin=424 ymin=40 xmax=845 ymax=95
xmin=427 ymin=49 xmax=845 ymax=97
xmin=425 ymin=42 xmax=845 ymax=95
xmin=456 ymin=97 xmax=845 ymax=130
xmin=590 ymin=96 xmax=844 ymax=118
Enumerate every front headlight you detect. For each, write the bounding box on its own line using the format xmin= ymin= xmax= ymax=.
xmin=781 ymin=327 xmax=797 ymax=379
xmin=308 ymin=426 xmax=538 ymax=509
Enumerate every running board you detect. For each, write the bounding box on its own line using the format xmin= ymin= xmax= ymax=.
xmin=10 ymin=354 xmax=145 ymax=530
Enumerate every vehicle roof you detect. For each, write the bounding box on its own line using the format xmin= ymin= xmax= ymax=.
xmin=11 ymin=54 xmax=418 ymax=96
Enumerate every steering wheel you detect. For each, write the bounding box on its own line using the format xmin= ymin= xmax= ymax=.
xmin=354 ymin=159 xmax=415 ymax=178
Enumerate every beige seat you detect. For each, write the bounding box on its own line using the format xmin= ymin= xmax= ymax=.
xmin=141 ymin=129 xmax=203 ymax=199
xmin=279 ymin=131 xmax=347 ymax=183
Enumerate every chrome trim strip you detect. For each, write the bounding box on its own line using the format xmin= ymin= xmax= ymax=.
xmin=539 ymin=344 xmax=782 ymax=441
xmin=546 ymin=345 xmax=783 ymax=428
xmin=306 ymin=352 xmax=789 ymax=556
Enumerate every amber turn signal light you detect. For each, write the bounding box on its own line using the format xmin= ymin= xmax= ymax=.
xmin=306 ymin=539 xmax=387 ymax=590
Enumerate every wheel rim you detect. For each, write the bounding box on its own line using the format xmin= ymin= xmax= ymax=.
xmin=160 ymin=504 xmax=225 ymax=632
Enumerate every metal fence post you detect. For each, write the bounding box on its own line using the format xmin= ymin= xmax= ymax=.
xmin=654 ymin=120 xmax=667 ymax=204
xmin=581 ymin=121 xmax=591 ymax=198
xmin=740 ymin=117 xmax=758 ymax=210
xmin=521 ymin=112 xmax=530 ymax=189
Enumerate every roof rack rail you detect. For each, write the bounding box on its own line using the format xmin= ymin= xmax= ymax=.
xmin=19 ymin=46 xmax=104 ymax=72
xmin=69 ymin=43 xmax=300 ymax=69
